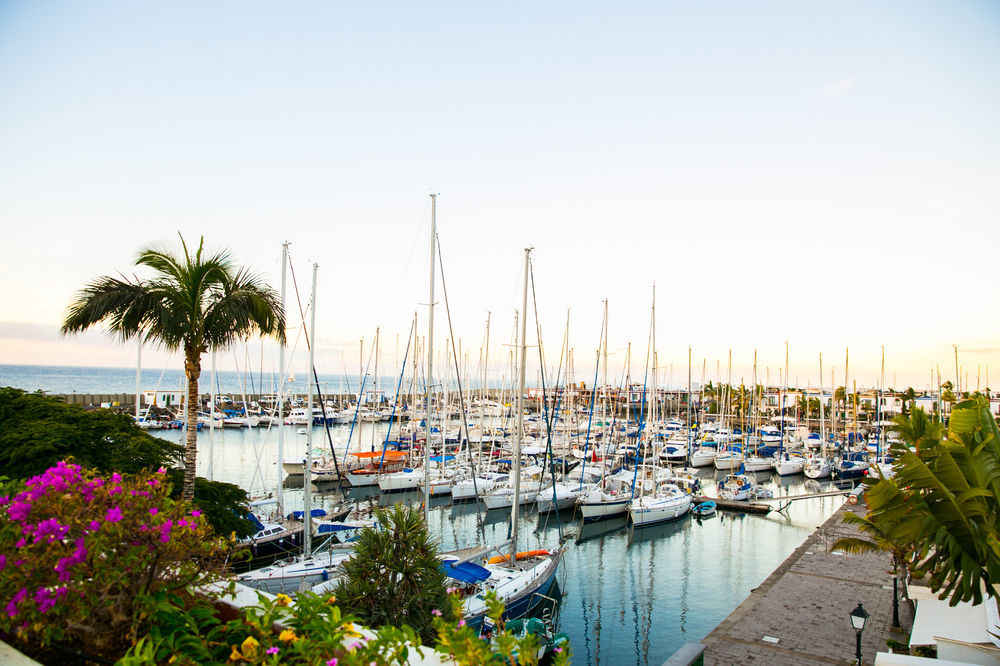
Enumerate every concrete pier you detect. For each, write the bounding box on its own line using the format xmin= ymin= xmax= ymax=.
xmin=700 ymin=499 xmax=914 ymax=665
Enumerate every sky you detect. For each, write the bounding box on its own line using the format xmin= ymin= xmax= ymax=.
xmin=1 ymin=1 xmax=998 ymax=391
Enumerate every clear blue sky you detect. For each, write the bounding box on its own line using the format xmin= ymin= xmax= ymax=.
xmin=1 ymin=1 xmax=998 ymax=389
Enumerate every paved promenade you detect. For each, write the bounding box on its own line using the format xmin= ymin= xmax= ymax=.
xmin=701 ymin=499 xmax=914 ymax=665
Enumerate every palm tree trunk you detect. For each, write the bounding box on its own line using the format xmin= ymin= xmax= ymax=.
xmin=183 ymin=353 xmax=201 ymax=501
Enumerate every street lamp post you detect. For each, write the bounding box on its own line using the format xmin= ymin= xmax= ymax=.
xmin=850 ymin=601 xmax=870 ymax=665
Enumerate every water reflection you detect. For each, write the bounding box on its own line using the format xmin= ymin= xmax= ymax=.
xmin=162 ymin=425 xmax=844 ymax=664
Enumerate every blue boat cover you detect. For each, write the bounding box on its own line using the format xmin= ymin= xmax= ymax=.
xmin=245 ymin=513 xmax=266 ymax=532
xmin=429 ymin=455 xmax=455 ymax=463
xmin=317 ymin=522 xmax=364 ymax=534
xmin=441 ymin=560 xmax=492 ymax=584
xmin=290 ymin=509 xmax=328 ymax=519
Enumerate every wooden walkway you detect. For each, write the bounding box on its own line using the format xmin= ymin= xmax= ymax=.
xmin=700 ymin=500 xmax=914 ymax=665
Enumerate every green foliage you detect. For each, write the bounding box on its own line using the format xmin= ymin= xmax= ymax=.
xmin=865 ymin=398 xmax=1000 ymax=605
xmin=122 ymin=588 xmax=572 ymax=665
xmin=0 ymin=388 xmax=255 ymax=538
xmin=0 ymin=463 xmax=231 ymax=660
xmin=0 ymin=387 xmax=182 ymax=477
xmin=333 ymin=504 xmax=452 ymax=643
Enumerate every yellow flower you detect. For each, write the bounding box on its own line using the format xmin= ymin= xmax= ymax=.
xmin=229 ymin=645 xmax=247 ymax=662
xmin=241 ymin=636 xmax=260 ymax=659
xmin=279 ymin=628 xmax=298 ymax=644
xmin=325 ymin=594 xmax=337 ymax=605
xmin=275 ymin=593 xmax=292 ymax=607
xmin=342 ymin=622 xmax=362 ymax=638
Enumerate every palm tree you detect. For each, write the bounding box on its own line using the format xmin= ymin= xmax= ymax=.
xmin=866 ymin=397 xmax=1000 ymax=606
xmin=830 ymin=512 xmax=910 ymax=630
xmin=61 ymin=235 xmax=284 ymax=500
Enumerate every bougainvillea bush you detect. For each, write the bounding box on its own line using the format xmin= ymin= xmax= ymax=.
xmin=0 ymin=461 xmax=230 ymax=661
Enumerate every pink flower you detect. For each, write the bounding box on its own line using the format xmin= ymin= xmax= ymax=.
xmin=266 ymin=647 xmax=279 ymax=655
xmin=446 ymin=586 xmax=456 ymax=594
xmin=106 ymin=506 xmax=123 ymax=523
xmin=191 ymin=510 xmax=202 ymax=518
xmin=457 ymin=619 xmax=465 ymax=627
xmin=149 ymin=507 xmax=159 ymax=515
xmin=177 ymin=518 xmax=188 ymax=527
xmin=88 ymin=520 xmax=101 ymax=532
xmin=109 ymin=485 xmax=123 ymax=496
xmin=431 ymin=608 xmax=442 ymax=616
xmin=157 ymin=467 xmax=166 ymax=474
xmin=15 ymin=538 xmax=25 ymax=549
xmin=111 ymin=473 xmax=122 ymax=483
xmin=326 ymin=660 xmax=338 ymax=666
xmin=0 ymin=554 xmax=5 ymax=571
xmin=555 ymin=647 xmax=563 ymax=653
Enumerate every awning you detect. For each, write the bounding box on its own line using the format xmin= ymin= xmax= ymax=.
xmin=429 ymin=455 xmax=455 ymax=463
xmin=441 ymin=560 xmax=492 ymax=584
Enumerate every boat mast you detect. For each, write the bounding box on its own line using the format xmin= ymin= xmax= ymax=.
xmin=511 ymin=246 xmax=531 ymax=564
xmin=819 ymin=353 xmax=826 ymax=458
xmin=844 ymin=347 xmax=850 ymax=449
xmin=879 ymin=345 xmax=885 ymax=457
xmin=303 ymin=262 xmax=318 ymax=558
xmin=782 ymin=341 xmax=788 ymax=456
xmin=687 ymin=345 xmax=692 ymax=460
xmin=424 ymin=193 xmax=437 ymax=522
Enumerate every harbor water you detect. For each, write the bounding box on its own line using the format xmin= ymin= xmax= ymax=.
xmin=152 ymin=421 xmax=842 ymax=665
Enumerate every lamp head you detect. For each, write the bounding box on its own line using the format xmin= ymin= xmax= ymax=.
xmin=849 ymin=601 xmax=869 ymax=632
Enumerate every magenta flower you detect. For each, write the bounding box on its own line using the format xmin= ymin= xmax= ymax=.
xmin=111 ymin=472 xmax=122 ymax=483
xmin=6 ymin=588 xmax=28 ymax=618
xmin=34 ymin=588 xmax=55 ymax=614
xmin=431 ymin=608 xmax=442 ymax=617
xmin=266 ymin=647 xmax=280 ymax=655
xmin=149 ymin=507 xmax=158 ymax=516
xmin=326 ymin=659 xmax=338 ymax=666
xmin=0 ymin=554 xmax=5 ymax=571
xmin=191 ymin=510 xmax=202 ymax=518
xmin=109 ymin=485 xmax=123 ymax=496
xmin=88 ymin=520 xmax=100 ymax=532
xmin=157 ymin=467 xmax=166 ymax=474
xmin=457 ymin=619 xmax=465 ymax=627
xmin=106 ymin=506 xmax=123 ymax=523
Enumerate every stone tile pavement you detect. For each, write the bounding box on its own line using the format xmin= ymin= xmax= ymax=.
xmin=701 ymin=500 xmax=913 ymax=665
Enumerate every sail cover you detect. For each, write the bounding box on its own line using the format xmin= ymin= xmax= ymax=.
xmin=441 ymin=560 xmax=492 ymax=584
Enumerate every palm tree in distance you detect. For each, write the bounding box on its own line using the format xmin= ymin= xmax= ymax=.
xmin=61 ymin=235 xmax=285 ymax=500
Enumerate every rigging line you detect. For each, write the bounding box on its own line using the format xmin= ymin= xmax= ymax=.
xmin=342 ymin=334 xmax=378 ymax=464
xmin=629 ymin=302 xmax=655 ymax=502
xmin=435 ymin=234 xmax=486 ymax=532
xmin=529 ymin=257 xmax=565 ymax=541
xmin=377 ymin=318 xmax=414 ymax=471
xmin=579 ymin=304 xmax=608 ymax=490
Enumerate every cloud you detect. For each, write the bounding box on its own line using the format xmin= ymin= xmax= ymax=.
xmin=820 ymin=76 xmax=856 ymax=98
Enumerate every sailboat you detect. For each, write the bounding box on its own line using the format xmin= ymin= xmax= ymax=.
xmin=627 ymin=287 xmax=692 ymax=527
xmin=238 ymin=263 xmax=356 ymax=593
xmin=446 ymin=245 xmax=562 ymax=628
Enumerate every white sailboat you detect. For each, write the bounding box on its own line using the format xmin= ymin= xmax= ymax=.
xmin=450 ymin=245 xmax=562 ymax=628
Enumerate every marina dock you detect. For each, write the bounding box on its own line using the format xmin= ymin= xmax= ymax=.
xmin=698 ymin=499 xmax=914 ymax=665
